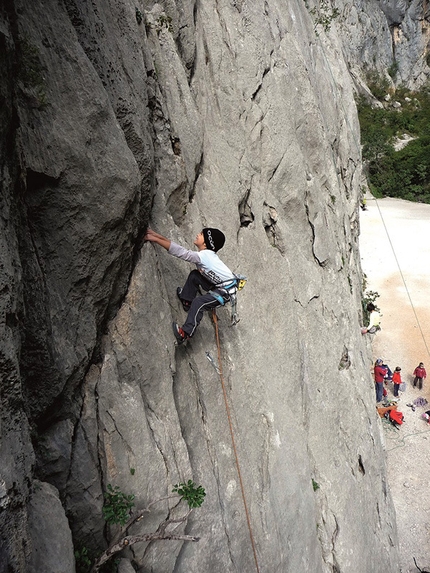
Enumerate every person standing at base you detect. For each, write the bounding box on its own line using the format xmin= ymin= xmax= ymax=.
xmin=413 ymin=362 xmax=427 ymax=390
xmin=144 ymin=227 xmax=236 ymax=345
xmin=374 ymin=358 xmax=387 ymax=403
xmin=392 ymin=367 xmax=402 ymax=398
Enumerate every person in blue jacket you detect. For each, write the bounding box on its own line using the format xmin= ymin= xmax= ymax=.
xmin=145 ymin=227 xmax=237 ymax=344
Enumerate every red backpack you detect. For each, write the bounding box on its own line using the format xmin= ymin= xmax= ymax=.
xmin=389 ymin=410 xmax=404 ymax=427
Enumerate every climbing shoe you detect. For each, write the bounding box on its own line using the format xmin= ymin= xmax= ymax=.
xmin=176 ymin=287 xmax=191 ymax=312
xmin=172 ymin=322 xmax=189 ymax=345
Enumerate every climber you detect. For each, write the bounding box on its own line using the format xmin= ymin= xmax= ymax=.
xmin=361 ymin=302 xmax=381 ymax=334
xmin=144 ymin=227 xmax=237 ymax=344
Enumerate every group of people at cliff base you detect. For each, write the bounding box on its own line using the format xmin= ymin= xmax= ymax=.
xmin=374 ymin=359 xmax=427 ymax=403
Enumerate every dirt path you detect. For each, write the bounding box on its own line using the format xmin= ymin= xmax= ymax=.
xmin=359 ymin=195 xmax=430 ymax=573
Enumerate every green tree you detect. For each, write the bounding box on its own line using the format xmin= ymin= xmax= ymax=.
xmin=102 ymin=485 xmax=135 ymax=526
xmin=357 ymin=81 xmax=430 ymax=203
xmin=90 ymin=481 xmax=206 ymax=573
xmin=173 ymin=480 xmax=206 ymax=508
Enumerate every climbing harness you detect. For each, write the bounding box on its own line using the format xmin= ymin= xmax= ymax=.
xmin=211 ymin=310 xmax=260 ymax=573
xmin=367 ymin=325 xmax=381 ymax=334
xmin=210 ymin=274 xmax=247 ymax=326
xmin=208 ymin=290 xmax=229 ymax=305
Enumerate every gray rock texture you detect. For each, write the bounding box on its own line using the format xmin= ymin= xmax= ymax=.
xmin=3 ymin=0 xmax=427 ymax=571
xmin=0 ymin=11 xmax=35 ymax=571
xmin=335 ymin=0 xmax=430 ymax=90
xmin=27 ymin=480 xmax=75 ymax=573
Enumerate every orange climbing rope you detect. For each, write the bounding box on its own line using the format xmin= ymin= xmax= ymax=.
xmin=212 ymin=310 xmax=261 ymax=573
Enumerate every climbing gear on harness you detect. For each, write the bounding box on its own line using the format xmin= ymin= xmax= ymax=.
xmin=230 ymin=292 xmax=240 ymax=326
xmin=235 ymin=275 xmax=247 ymax=291
xmin=211 ymin=274 xmax=247 ymax=326
xmin=215 ymin=275 xmax=247 ymax=292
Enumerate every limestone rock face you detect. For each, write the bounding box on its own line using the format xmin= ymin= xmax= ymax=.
xmin=0 ymin=0 xmax=404 ymax=572
xmin=0 ymin=12 xmax=36 ymax=571
xmin=336 ymin=0 xmax=430 ymax=89
xmin=27 ymin=481 xmax=75 ymax=573
xmin=10 ymin=0 xmax=151 ymax=425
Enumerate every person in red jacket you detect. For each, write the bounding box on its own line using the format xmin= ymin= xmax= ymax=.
xmin=413 ymin=362 xmax=427 ymax=390
xmin=374 ymin=358 xmax=388 ymax=403
xmin=392 ymin=366 xmax=402 ymax=398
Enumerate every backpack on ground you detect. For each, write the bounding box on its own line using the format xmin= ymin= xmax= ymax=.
xmin=388 ymin=410 xmax=404 ymax=428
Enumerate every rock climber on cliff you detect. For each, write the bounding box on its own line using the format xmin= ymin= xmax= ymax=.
xmin=361 ymin=302 xmax=381 ymax=335
xmin=144 ymin=227 xmax=237 ymax=345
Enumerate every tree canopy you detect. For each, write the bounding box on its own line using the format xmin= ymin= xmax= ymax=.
xmin=358 ymin=82 xmax=430 ymax=203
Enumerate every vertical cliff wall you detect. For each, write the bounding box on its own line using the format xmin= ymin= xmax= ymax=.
xmin=0 ymin=1 xmax=407 ymax=572
xmin=338 ymin=0 xmax=430 ymax=90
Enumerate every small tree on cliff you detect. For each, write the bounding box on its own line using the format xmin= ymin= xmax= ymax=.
xmin=88 ymin=480 xmax=206 ymax=573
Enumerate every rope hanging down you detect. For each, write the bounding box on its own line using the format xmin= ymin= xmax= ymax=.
xmin=372 ymin=197 xmax=430 ymax=361
xmin=212 ymin=310 xmax=261 ymax=573
xmin=315 ymin=23 xmax=430 ymax=360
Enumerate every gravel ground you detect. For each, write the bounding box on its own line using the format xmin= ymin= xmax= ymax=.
xmin=360 ymin=195 xmax=430 ymax=573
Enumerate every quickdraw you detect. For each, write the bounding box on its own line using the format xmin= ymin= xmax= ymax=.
xmin=211 ymin=274 xmax=247 ymax=326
